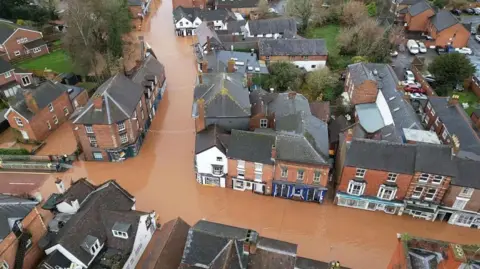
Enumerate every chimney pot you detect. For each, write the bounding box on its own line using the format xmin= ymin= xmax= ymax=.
xmin=201 ymin=60 xmax=208 ymax=73
xmin=198 ymin=73 xmax=203 ymax=84
xmin=55 ymin=178 xmax=66 ymax=194
xmin=93 ymin=94 xmax=103 ymax=111
xmin=271 ymin=143 xmax=276 ymax=159
xmin=345 ymin=128 xmax=354 ymax=144
xmin=448 ymin=95 xmax=459 ymax=106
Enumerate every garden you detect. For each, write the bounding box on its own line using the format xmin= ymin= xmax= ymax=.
xmin=16 ymin=50 xmax=73 ymax=74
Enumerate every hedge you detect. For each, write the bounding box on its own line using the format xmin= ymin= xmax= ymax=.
xmin=0 ymin=148 xmax=31 ymax=155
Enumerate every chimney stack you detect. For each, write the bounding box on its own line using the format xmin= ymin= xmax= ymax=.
xmin=247 ymin=73 xmax=253 ymax=88
xmin=227 ymin=58 xmax=236 ymax=73
xmin=448 ymin=95 xmax=459 ymax=106
xmin=451 ymin=135 xmax=460 ymax=156
xmin=23 ymin=90 xmax=39 ymax=113
xmin=242 ymin=230 xmax=258 ymax=255
xmin=201 ymin=60 xmax=208 ymax=73
xmin=345 ymin=128 xmax=354 ymax=144
xmin=138 ymin=36 xmax=145 ymax=60
xmin=55 ymin=178 xmax=66 ymax=194
xmin=93 ymin=94 xmax=103 ymax=111
xmin=287 ymin=91 xmax=297 ymax=100
xmin=271 ymin=143 xmax=276 ymax=160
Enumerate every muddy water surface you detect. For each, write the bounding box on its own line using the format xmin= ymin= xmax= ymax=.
xmin=39 ymin=1 xmax=480 ymax=268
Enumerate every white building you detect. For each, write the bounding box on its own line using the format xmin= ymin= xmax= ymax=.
xmin=195 ymin=125 xmax=229 ymax=187
xmin=173 ymin=7 xmax=237 ymax=36
xmin=243 ymin=17 xmax=297 ymax=38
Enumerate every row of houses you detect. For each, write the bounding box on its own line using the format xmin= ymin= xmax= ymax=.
xmin=172 ymin=0 xmax=260 ymax=15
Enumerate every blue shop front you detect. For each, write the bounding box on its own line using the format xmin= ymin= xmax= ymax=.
xmin=272 ymin=180 xmax=327 ymax=203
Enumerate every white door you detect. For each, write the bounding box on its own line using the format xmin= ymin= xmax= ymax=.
xmin=20 ymin=130 xmax=29 ymax=140
xmin=220 ymin=178 xmax=225 ymax=188
xmin=254 ymin=183 xmax=263 ymax=193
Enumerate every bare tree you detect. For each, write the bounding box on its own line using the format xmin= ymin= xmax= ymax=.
xmin=341 ymin=1 xmax=368 ymax=26
xmin=286 ymin=0 xmax=314 ymax=31
xmin=257 ymin=0 xmax=270 ymax=18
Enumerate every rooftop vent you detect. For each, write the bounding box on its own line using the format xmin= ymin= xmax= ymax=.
xmin=389 ymin=96 xmax=396 ymax=101
xmin=393 ymin=107 xmax=400 ymax=112
xmin=254 ymin=67 xmax=260 ymax=72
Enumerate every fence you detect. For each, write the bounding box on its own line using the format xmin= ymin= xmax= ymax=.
xmin=0 ymin=154 xmax=76 ymax=172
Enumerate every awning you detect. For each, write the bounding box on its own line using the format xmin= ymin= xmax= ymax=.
xmin=405 ymin=204 xmax=435 ymax=214
xmin=336 ymin=192 xmax=403 ymax=206
xmin=273 ymin=180 xmax=327 ymax=190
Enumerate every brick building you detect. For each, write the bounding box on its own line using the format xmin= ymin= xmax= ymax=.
xmin=344 ymin=63 xmax=378 ymax=105
xmin=404 ymin=1 xmax=434 ymax=32
xmin=72 ymin=74 xmax=150 ymax=162
xmin=0 ymin=58 xmax=33 ymax=98
xmin=0 ymin=21 xmax=49 ymax=62
xmin=4 ymin=81 xmax=74 ymax=142
xmin=471 ymin=109 xmax=480 ymax=129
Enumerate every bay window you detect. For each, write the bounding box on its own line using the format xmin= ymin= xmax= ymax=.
xmin=377 ymin=185 xmax=397 ymax=200
xmin=347 ymin=180 xmax=365 ymax=196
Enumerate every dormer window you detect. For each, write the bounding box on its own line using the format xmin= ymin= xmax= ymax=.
xmin=90 ymin=240 xmax=100 ymax=254
xmin=82 ymin=235 xmax=101 ymax=255
xmin=48 ymin=103 xmax=54 ymax=112
xmin=118 ymin=121 xmax=126 ymax=132
xmin=0 ymin=261 xmax=9 ymax=269
xmin=112 ymin=222 xmax=131 ymax=239
xmin=113 ymin=230 xmax=128 ymax=238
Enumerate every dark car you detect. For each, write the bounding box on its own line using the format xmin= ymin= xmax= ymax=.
xmin=463 ymin=8 xmax=475 ymax=15
xmin=435 ymin=45 xmax=454 ymax=55
xmin=451 ymin=9 xmax=462 ymax=15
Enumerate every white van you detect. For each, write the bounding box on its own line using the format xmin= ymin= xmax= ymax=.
xmin=407 ymin=40 xmax=419 ymax=54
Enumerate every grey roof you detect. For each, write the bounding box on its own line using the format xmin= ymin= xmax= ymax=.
xmin=267 ymin=92 xmax=311 ymax=118
xmin=195 ymin=124 xmax=229 ymax=154
xmin=247 ymin=18 xmax=297 ymax=36
xmin=0 ymin=22 xmax=16 ymax=43
xmin=295 ymin=257 xmax=346 ymax=269
xmin=0 ymin=58 xmax=13 ymax=74
xmin=355 ymin=103 xmax=386 ymax=133
xmin=379 ymin=124 xmax=404 ymax=143
xmin=0 ymin=194 xmax=37 ymax=240
xmin=112 ymin=222 xmax=131 ymax=233
xmin=194 ymin=73 xmax=251 ymax=118
xmin=431 ymin=10 xmax=459 ymax=32
xmin=127 ymin=0 xmax=142 ymax=6
xmin=131 ymin=55 xmax=166 ymax=88
xmin=276 ymin=133 xmax=328 ymax=166
xmin=258 ymin=39 xmax=327 ymax=56
xmin=73 ymin=74 xmax=145 ymax=125
xmin=56 ymin=178 xmax=95 ymax=204
xmin=173 ymin=6 xmax=200 ymax=22
xmin=414 ymin=143 xmax=457 ymax=176
xmin=407 ymin=0 xmax=432 ymax=16
xmin=226 ymin=20 xmax=246 ymax=34
xmin=38 ymin=250 xmax=72 ymax=269
xmin=199 ymin=9 xmax=235 ymax=22
xmin=398 ymin=0 xmax=422 ymax=5
xmin=452 ymin=157 xmax=480 ymax=188
xmin=196 ymin=22 xmax=223 ymax=48
xmin=345 ymin=138 xmax=417 ymax=174
xmin=215 ymin=0 xmax=259 ymax=8
xmin=428 ymin=96 xmax=480 ymax=157
xmin=347 ymin=63 xmax=376 ymax=87
xmin=23 ymin=38 xmax=46 ymax=49
xmin=227 ymin=129 xmax=276 ymax=164
xmin=204 ymin=50 xmax=269 ymax=74
xmin=10 ymin=80 xmax=69 ymax=120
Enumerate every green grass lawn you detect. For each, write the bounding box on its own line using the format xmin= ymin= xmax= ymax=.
xmin=305 ymin=24 xmax=351 ymax=70
xmin=16 ymin=50 xmax=72 ymax=74
xmin=448 ymin=90 xmax=479 ymax=115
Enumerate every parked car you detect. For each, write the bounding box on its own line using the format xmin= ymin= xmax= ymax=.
xmin=404 ymin=70 xmax=415 ymax=82
xmin=455 ymin=47 xmax=473 ymax=55
xmin=401 ymin=81 xmax=422 ymax=88
xmin=474 ymin=7 xmax=480 ymax=14
xmin=418 ymin=42 xmax=427 ymax=53
xmin=435 ymin=45 xmax=454 ymax=55
xmin=451 ymin=9 xmax=462 ymax=15
xmin=390 ymin=50 xmax=398 ymax=57
xmin=454 ymin=84 xmax=464 ymax=92
xmin=409 ymin=93 xmax=428 ymax=99
xmin=421 ymin=33 xmax=433 ymax=40
xmin=407 ymin=40 xmax=419 ymax=54
xmin=423 ymin=73 xmax=435 ymax=83
xmin=463 ymin=8 xmax=475 ymax=15
xmin=404 ymin=85 xmax=426 ymax=93
xmin=476 ymin=35 xmax=480 ymax=42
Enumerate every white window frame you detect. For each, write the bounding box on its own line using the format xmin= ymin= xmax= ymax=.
xmin=0 ymin=261 xmax=9 ymax=269
xmin=90 ymin=240 xmax=100 ymax=255
xmin=434 ymin=117 xmax=440 ymax=127
xmin=14 ymin=117 xmax=23 ymax=127
xmin=377 ymin=186 xmax=397 ymax=201
xmin=424 ymin=188 xmax=437 ymax=201
xmin=4 ymin=71 xmax=11 ymax=79
xmin=16 ymin=37 xmax=27 ymax=44
xmin=430 ymin=108 xmax=435 ymax=116
xmin=457 ymin=214 xmax=475 ymax=225
xmin=93 ymin=152 xmax=103 ymax=160
xmin=21 ymin=76 xmax=30 ymax=86
xmin=441 ymin=129 xmax=449 ymax=140
xmin=296 ymin=170 xmax=304 ymax=181
xmin=427 ymin=102 xmax=432 ymax=110
xmin=33 ymin=47 xmax=41 ymax=53
xmin=53 ymin=115 xmax=58 ymax=124
xmin=313 ymin=171 xmax=321 ymax=183
xmin=255 ymin=173 xmax=262 ymax=180
xmin=85 ymin=125 xmax=94 ymax=134
xmin=453 ymin=197 xmax=469 ymax=210
xmin=260 ymin=119 xmax=268 ymax=128
xmin=118 ymin=121 xmax=126 ymax=132
xmin=281 ymin=166 xmax=288 ymax=177
xmin=14 ymin=50 xmax=21 ymax=56
xmin=254 ymin=163 xmax=262 ymax=172
xmin=63 ymin=107 xmax=69 ymax=116
xmin=48 ymin=103 xmax=54 ymax=112
xmin=355 ymin=168 xmax=366 ymax=178
xmin=419 ymin=173 xmax=429 ymax=183
xmin=139 ymin=100 xmax=142 ymax=108
xmin=459 ymin=187 xmax=474 ymax=198
xmin=141 ymin=110 xmax=144 ymax=120
xmin=47 ymin=121 xmax=51 ymax=130
xmin=112 ymin=230 xmax=128 ymax=239
xmin=212 ymin=165 xmax=223 ymax=175
xmin=424 ymin=114 xmax=430 ymax=124
xmin=120 ymin=133 xmax=128 ymax=144
xmin=237 ymin=160 xmax=245 ymax=168
xmin=216 ymin=157 xmax=222 ymax=161
xmin=89 ymin=136 xmax=98 ymax=147
xmin=431 ymin=175 xmax=444 ymax=185
xmin=387 ymin=173 xmax=398 ymax=182
xmin=412 ymin=186 xmax=424 ymax=199
xmin=347 ymin=180 xmax=366 ymax=196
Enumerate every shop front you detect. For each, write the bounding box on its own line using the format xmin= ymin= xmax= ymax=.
xmin=106 ymin=133 xmax=144 ymax=162
xmin=448 ymin=212 xmax=480 ymax=229
xmin=232 ymin=178 xmax=265 ymax=194
xmin=403 ymin=200 xmax=438 ymax=221
xmin=272 ymin=180 xmax=326 ymax=203
xmin=335 ymin=192 xmax=404 ymax=215
xmin=196 ymin=173 xmax=226 ymax=188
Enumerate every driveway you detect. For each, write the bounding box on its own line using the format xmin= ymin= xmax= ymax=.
xmin=391 ymin=49 xmax=437 ymax=80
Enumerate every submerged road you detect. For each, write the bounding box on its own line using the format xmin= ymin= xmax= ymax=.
xmin=28 ymin=0 xmax=480 ymax=268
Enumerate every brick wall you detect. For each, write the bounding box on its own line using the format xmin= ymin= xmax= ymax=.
xmin=423 ymin=101 xmax=452 ymax=144
xmin=274 ymin=161 xmax=329 ymax=187
xmin=248 ymin=113 xmax=274 ymax=130
xmin=0 ymin=69 xmax=16 ymax=86
xmin=405 ymin=172 xmax=451 ymax=203
xmin=227 ymin=158 xmax=274 ymax=190
xmin=428 ymin=24 xmax=470 ymax=48
xmin=0 ymin=207 xmax=52 ymax=269
xmin=406 ymin=10 xmax=434 ymax=32
xmin=195 ymin=99 xmax=206 ymax=132
xmin=351 ymin=80 xmax=378 ymax=105
xmin=471 ymin=112 xmax=480 ymax=129
xmin=72 ymin=90 xmax=89 ymax=109
xmin=337 ymin=166 xmax=413 ymax=199
xmin=442 ymin=185 xmax=480 ymax=212
xmin=387 ymin=239 xmax=408 ymax=269
xmin=3 ymin=29 xmax=43 ymax=61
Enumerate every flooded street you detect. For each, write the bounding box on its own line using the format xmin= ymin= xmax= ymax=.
xmin=31 ymin=0 xmax=480 ymax=268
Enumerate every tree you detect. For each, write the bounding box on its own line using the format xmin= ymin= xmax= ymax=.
xmin=449 ymin=0 xmax=468 ymax=9
xmin=265 ymin=62 xmax=303 ymax=92
xmin=257 ymin=0 xmax=270 ymax=18
xmin=433 ymin=0 xmax=446 ymax=8
xmin=305 ymin=68 xmax=339 ymax=101
xmin=341 ymin=1 xmax=368 ymax=26
xmin=366 ymin=2 xmax=377 ymax=17
xmin=286 ymin=0 xmax=314 ymax=32
xmin=428 ymin=53 xmax=475 ymax=96
xmin=351 ymin=56 xmax=369 ymax=63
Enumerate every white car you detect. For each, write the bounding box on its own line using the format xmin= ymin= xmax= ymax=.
xmin=476 ymin=35 xmax=480 ymax=42
xmin=401 ymin=81 xmax=422 ymax=88
xmin=418 ymin=42 xmax=427 ymax=53
xmin=409 ymin=93 xmax=428 ymax=100
xmin=455 ymin=47 xmax=473 ymax=55
xmin=404 ymin=70 xmax=415 ymax=82
xmin=390 ymin=50 xmax=398 ymax=57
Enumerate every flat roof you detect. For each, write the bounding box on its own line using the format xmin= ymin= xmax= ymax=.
xmin=402 ymin=128 xmax=441 ymax=144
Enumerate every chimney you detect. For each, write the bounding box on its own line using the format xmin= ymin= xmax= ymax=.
xmin=23 ymin=90 xmax=39 ymax=113
xmin=198 ymin=73 xmax=203 ymax=84
xmin=345 ymin=128 xmax=354 ymax=144
xmin=287 ymin=91 xmax=297 ymax=99
xmin=93 ymin=94 xmax=103 ymax=111
xmin=451 ymin=135 xmax=460 ymax=156
xmin=201 ymin=60 xmax=208 ymax=73
xmin=242 ymin=230 xmax=258 ymax=255
xmin=195 ymin=98 xmax=206 ymax=132
xmin=271 ymin=143 xmax=276 ymax=160
xmin=448 ymin=95 xmax=459 ymax=106
xmin=206 ymin=36 xmax=211 ymax=51
xmin=227 ymin=58 xmax=235 ymax=73
xmin=55 ymin=178 xmax=66 ymax=194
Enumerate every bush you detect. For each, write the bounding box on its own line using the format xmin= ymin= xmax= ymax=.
xmin=0 ymin=148 xmax=30 ymax=155
xmin=366 ymin=2 xmax=377 ymax=17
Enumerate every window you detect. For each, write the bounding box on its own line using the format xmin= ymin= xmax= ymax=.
xmin=216 ymin=157 xmax=223 ymax=162
xmin=179 ymin=22 xmax=183 ymax=26
xmin=311 ymin=65 xmax=316 ymax=68
xmin=46 ymin=121 xmax=51 ymax=130
xmin=118 ymin=121 xmax=126 ymax=132
xmin=4 ymin=71 xmax=11 ymax=78
xmin=313 ymin=171 xmax=321 ymax=183
xmin=387 ymin=173 xmax=398 ymax=182
xmin=90 ymin=240 xmax=100 ymax=254
xmin=21 ymin=76 xmax=30 ymax=86
xmin=419 ymin=173 xmax=429 ymax=183
xmin=141 ymin=110 xmax=144 ymax=120
xmin=62 ymin=107 xmax=69 ymax=116
xmin=260 ymin=119 xmax=268 ymax=128
xmin=302 ymin=56 xmax=308 ymax=60
xmin=93 ymin=152 xmax=103 ymax=160
xmin=33 ymin=47 xmax=41 ymax=53
xmin=424 ymin=188 xmax=437 ymax=201
xmin=453 ymin=198 xmax=468 ymax=210
xmin=281 ymin=167 xmax=287 ymax=177
xmin=113 ymin=230 xmax=128 ymax=239
xmin=296 ymin=170 xmax=304 ymax=181
xmin=412 ymin=186 xmax=424 ymax=199
xmin=432 ymin=175 xmax=444 ymax=184
xmin=255 ymin=163 xmax=262 ymax=172
xmin=120 ymin=133 xmax=128 ymax=144
xmin=14 ymin=51 xmax=20 ymax=56
xmin=457 ymin=214 xmax=474 ymax=225
xmin=265 ymin=56 xmax=270 ymax=60
xmin=377 ymin=186 xmax=396 ymax=200
xmin=25 ymin=238 xmax=32 ymax=250
xmin=237 ymin=160 xmax=245 ymax=168
xmin=355 ymin=168 xmax=366 ymax=178
xmin=427 ymin=102 xmax=432 ymax=110
xmin=255 ymin=173 xmax=262 ymax=180
xmin=53 ymin=115 xmax=58 ymax=124
xmin=14 ymin=117 xmax=23 ymax=127
xmin=424 ymin=114 xmax=430 ymax=124
xmin=434 ymin=117 xmax=440 ymax=127
xmin=441 ymin=129 xmax=449 ymax=140
xmin=430 ymin=108 xmax=435 ymax=116
xmin=347 ymin=180 xmax=365 ymax=196
xmin=212 ymin=165 xmax=223 ymax=175
xmin=16 ymin=37 xmax=27 ymax=44
xmin=133 ymin=110 xmax=137 ymax=119
xmin=0 ymin=261 xmax=9 ymax=269
xmin=89 ymin=136 xmax=98 ymax=147
xmin=139 ymin=100 xmax=142 ymax=108
xmin=459 ymin=187 xmax=474 ymax=198
xmin=85 ymin=125 xmax=94 ymax=134
xmin=48 ymin=103 xmax=54 ymax=112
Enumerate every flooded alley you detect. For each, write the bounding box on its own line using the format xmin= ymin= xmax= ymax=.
xmin=32 ymin=0 xmax=480 ymax=268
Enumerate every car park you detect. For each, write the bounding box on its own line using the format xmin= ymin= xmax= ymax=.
xmin=451 ymin=9 xmax=462 ymax=15
xmin=409 ymin=93 xmax=428 ymax=100
xmin=455 ymin=47 xmax=473 ymax=55
xmin=404 ymin=70 xmax=415 ymax=82
xmin=418 ymin=42 xmax=427 ymax=53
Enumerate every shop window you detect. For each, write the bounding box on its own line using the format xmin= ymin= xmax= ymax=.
xmin=281 ymin=166 xmax=288 ymax=177
xmin=412 ymin=186 xmax=424 ymax=199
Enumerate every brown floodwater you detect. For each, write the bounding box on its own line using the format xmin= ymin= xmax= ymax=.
xmin=34 ymin=1 xmax=480 ymax=268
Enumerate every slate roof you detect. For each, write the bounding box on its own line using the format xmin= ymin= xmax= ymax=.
xmin=9 ymin=80 xmax=69 ymax=120
xmin=196 ymin=22 xmax=223 ymax=48
xmin=428 ymin=96 xmax=480 ymax=157
xmin=407 ymin=0 xmax=432 ymax=16
xmin=73 ymin=74 xmax=145 ymax=125
xmin=193 ymin=73 xmax=251 ymax=118
xmin=345 ymin=138 xmax=417 ymax=174
xmin=38 ymin=250 xmax=72 ymax=269
xmin=215 ymin=0 xmax=259 ymax=9
xmin=414 ymin=143 xmax=457 ymax=176
xmin=0 ymin=21 xmax=18 ymax=43
xmin=398 ymin=0 xmax=422 ymax=5
xmin=295 ymin=257 xmax=349 ymax=269
xmin=131 ymin=55 xmax=166 ymax=89
xmin=452 ymin=157 xmax=480 ymax=189
xmin=46 ymin=180 xmax=141 ymax=267
xmin=248 ymin=237 xmax=297 ymax=268
xmin=23 ymin=38 xmax=46 ymax=49
xmin=247 ymin=18 xmax=297 ymax=36
xmin=227 ymin=129 xmax=276 ymax=164
xmin=195 ymin=124 xmax=229 ymax=154
xmin=0 ymin=58 xmax=13 ymax=74
xmin=347 ymin=63 xmax=376 ymax=87
xmin=258 ymin=39 xmax=327 ymax=56
xmin=203 ymin=50 xmax=269 ymax=74
xmin=200 ymin=9 xmax=235 ymax=22
xmin=173 ymin=6 xmax=201 ymax=22
xmin=0 ymin=194 xmax=38 ymax=240
xmin=267 ymin=92 xmax=311 ymax=118
xmin=226 ymin=20 xmax=246 ymax=34
xmin=56 ymin=178 xmax=95 ymax=205
xmin=309 ymin=101 xmax=330 ymax=122
xmin=430 ymin=10 xmax=459 ymax=32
